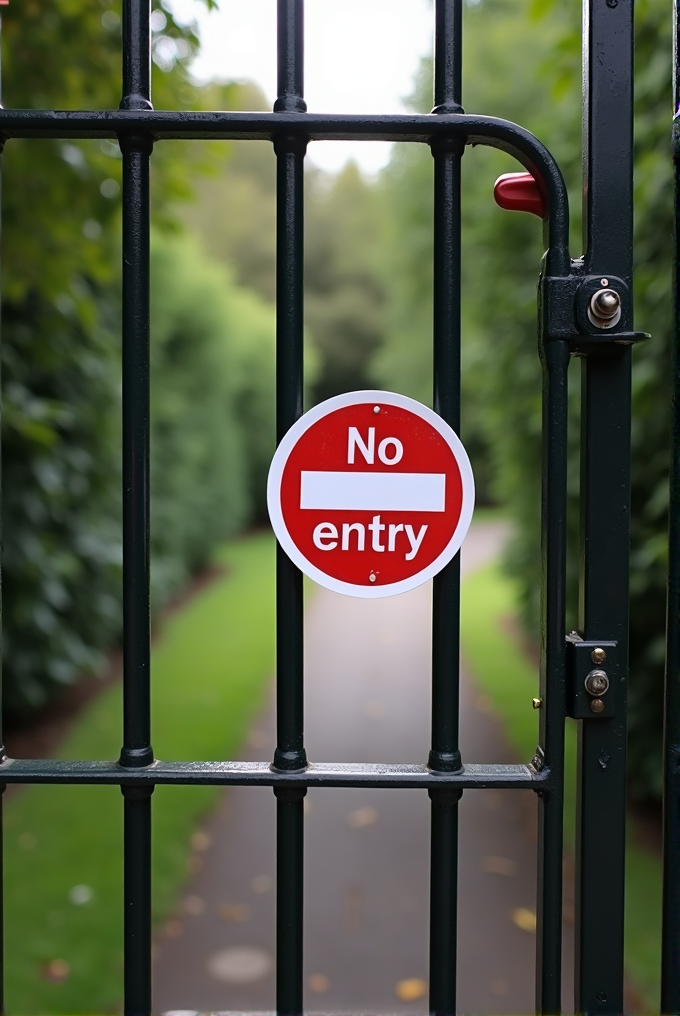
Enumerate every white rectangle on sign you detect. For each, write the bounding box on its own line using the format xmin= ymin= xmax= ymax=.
xmin=300 ymin=471 xmax=446 ymax=512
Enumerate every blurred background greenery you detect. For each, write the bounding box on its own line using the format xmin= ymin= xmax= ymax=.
xmin=0 ymin=0 xmax=674 ymax=1008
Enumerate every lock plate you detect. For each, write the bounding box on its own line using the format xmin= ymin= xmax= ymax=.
xmin=565 ymin=635 xmax=618 ymax=719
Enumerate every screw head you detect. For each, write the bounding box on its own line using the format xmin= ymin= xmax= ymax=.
xmin=590 ymin=288 xmax=621 ymax=321
xmin=585 ymin=669 xmax=609 ymax=696
xmin=591 ymin=647 xmax=607 ymax=664
xmin=532 ymin=697 xmax=542 ymax=710
xmin=369 ymin=573 xmax=376 ymax=583
xmin=373 ymin=406 xmax=380 ymax=414
xmin=590 ymin=698 xmax=605 ymax=714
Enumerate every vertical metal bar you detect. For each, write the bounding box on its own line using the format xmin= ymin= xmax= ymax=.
xmin=535 ymin=338 xmax=569 ymax=1015
xmin=575 ymin=1 xmax=634 ymax=1012
xmin=119 ymin=1 xmax=154 ymax=1014
xmin=0 ymin=20 xmax=5 ymax=1013
xmin=661 ymin=3 xmax=680 ymax=1009
xmin=275 ymin=786 xmax=306 ymax=1016
xmin=429 ymin=4 xmax=463 ymax=1015
xmin=272 ymin=3 xmax=307 ymax=1015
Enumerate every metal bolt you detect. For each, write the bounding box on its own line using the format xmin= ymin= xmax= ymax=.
xmin=373 ymin=406 xmax=380 ymax=414
xmin=590 ymin=288 xmax=621 ymax=321
xmin=591 ymin=698 xmax=605 ymax=714
xmin=585 ymin=669 xmax=609 ymax=696
xmin=369 ymin=573 xmax=376 ymax=583
xmin=591 ymin=647 xmax=607 ymax=664
xmin=600 ymin=278 xmax=609 ymax=286
xmin=532 ymin=697 xmax=542 ymax=710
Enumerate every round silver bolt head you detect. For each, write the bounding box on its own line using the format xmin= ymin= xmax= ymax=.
xmin=591 ymin=647 xmax=607 ymax=664
xmin=591 ymin=288 xmax=621 ymax=320
xmin=585 ymin=668 xmax=609 ymax=697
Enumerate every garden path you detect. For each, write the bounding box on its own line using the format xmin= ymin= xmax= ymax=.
xmin=152 ymin=521 xmax=574 ymax=1014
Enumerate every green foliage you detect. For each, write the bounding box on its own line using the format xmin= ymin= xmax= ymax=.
xmin=4 ymin=533 xmax=275 ymax=1014
xmin=305 ymin=163 xmax=385 ymax=401
xmin=149 ymin=233 xmax=276 ymax=601
xmin=0 ymin=4 xmax=281 ymax=714
xmin=375 ymin=0 xmax=673 ymax=799
xmin=181 ymin=95 xmax=386 ymax=407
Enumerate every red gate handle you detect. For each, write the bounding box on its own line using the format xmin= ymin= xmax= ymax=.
xmin=493 ymin=172 xmax=545 ymax=218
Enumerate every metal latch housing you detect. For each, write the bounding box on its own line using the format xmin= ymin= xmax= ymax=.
xmin=565 ymin=634 xmax=618 ymax=719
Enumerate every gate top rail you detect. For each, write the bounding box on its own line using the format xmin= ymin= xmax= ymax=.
xmin=0 ymin=108 xmax=570 ymax=270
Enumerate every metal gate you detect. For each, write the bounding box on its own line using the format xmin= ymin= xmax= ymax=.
xmin=0 ymin=0 xmax=675 ymax=1013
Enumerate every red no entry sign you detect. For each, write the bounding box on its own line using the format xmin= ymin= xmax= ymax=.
xmin=267 ymin=391 xmax=475 ymax=598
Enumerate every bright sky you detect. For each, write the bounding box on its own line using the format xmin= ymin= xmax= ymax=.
xmin=167 ymin=0 xmax=434 ymax=174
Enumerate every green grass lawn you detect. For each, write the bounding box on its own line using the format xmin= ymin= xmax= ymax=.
xmin=461 ymin=561 xmax=662 ymax=1013
xmin=4 ymin=531 xmax=276 ymax=1014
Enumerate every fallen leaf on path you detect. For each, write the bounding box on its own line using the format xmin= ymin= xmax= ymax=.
xmin=395 ymin=977 xmax=427 ymax=1002
xmin=309 ymin=973 xmax=330 ymax=993
xmin=476 ymin=695 xmax=493 ymax=713
xmin=184 ymin=895 xmax=205 ymax=915
xmin=219 ymin=903 xmax=251 ymax=922
xmin=251 ymin=874 xmax=272 ymax=894
xmin=187 ymin=855 xmax=203 ymax=874
xmin=512 ymin=907 xmax=537 ymax=933
xmin=42 ymin=959 xmax=70 ymax=984
xmin=190 ymin=830 xmax=211 ymax=852
xmin=348 ymin=805 xmax=377 ymax=828
xmin=482 ymin=855 xmax=517 ymax=877
xmin=163 ymin=919 xmax=183 ymax=938
xmin=491 ymin=978 xmax=509 ymax=995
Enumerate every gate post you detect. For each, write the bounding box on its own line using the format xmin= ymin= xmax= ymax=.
xmin=575 ymin=1 xmax=634 ymax=1012
xmin=661 ymin=1 xmax=680 ymax=1009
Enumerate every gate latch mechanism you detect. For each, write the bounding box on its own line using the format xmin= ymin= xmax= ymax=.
xmin=566 ymin=633 xmax=618 ymax=719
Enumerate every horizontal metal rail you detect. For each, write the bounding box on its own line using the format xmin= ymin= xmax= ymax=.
xmin=0 ymin=758 xmax=549 ymax=789
xmin=0 ymin=109 xmax=571 ymax=279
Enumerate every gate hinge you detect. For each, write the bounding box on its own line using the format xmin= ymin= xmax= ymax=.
xmin=540 ymin=273 xmax=650 ymax=351
xmin=565 ymin=633 xmax=618 ymax=719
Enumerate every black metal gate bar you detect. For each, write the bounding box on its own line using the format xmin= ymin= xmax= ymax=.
xmin=0 ymin=15 xmax=5 ymax=1012
xmin=662 ymin=1 xmax=680 ymax=1008
xmin=535 ymin=299 xmax=569 ymax=1014
xmin=119 ymin=1 xmax=154 ymax=1013
xmin=574 ymin=1 xmax=634 ymax=1011
xmin=273 ymin=3 xmax=308 ymax=1014
xmin=429 ymin=3 xmax=464 ymax=1013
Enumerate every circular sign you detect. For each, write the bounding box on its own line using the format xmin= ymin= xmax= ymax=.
xmin=267 ymin=390 xmax=475 ymax=598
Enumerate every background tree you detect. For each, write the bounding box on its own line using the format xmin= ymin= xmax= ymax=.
xmin=0 ymin=2 xmax=278 ymax=714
